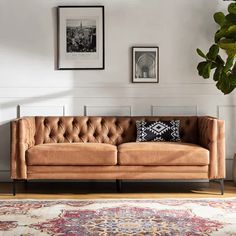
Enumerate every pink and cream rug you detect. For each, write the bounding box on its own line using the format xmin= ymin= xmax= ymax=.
xmin=0 ymin=198 xmax=236 ymax=235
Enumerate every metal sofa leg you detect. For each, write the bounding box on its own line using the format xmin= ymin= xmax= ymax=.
xmin=116 ymin=180 xmax=122 ymax=193
xmin=12 ymin=180 xmax=16 ymax=196
xmin=211 ymin=179 xmax=224 ymax=195
xmin=219 ymin=179 xmax=224 ymax=195
xmin=24 ymin=180 xmax=28 ymax=192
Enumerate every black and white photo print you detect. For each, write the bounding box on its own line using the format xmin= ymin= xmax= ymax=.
xmin=132 ymin=47 xmax=159 ymax=83
xmin=66 ymin=19 xmax=96 ymax=53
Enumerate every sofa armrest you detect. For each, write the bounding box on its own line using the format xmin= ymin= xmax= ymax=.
xmin=198 ymin=116 xmax=225 ymax=179
xmin=11 ymin=117 xmax=36 ymax=179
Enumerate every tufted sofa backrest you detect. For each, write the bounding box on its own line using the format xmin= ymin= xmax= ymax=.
xmin=34 ymin=116 xmax=198 ymax=145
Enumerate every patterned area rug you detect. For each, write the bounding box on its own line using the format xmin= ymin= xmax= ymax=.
xmin=0 ymin=198 xmax=236 ymax=235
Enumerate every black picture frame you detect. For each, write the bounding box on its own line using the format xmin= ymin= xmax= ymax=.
xmin=132 ymin=46 xmax=159 ymax=83
xmin=57 ymin=6 xmax=105 ymax=70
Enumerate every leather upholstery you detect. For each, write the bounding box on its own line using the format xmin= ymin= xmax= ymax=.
xmin=27 ymin=165 xmax=209 ymax=180
xmin=11 ymin=117 xmax=35 ymax=179
xmin=28 ymin=165 xmax=209 ymax=173
xmin=26 ymin=143 xmax=117 ymax=166
xmin=118 ymin=142 xmax=209 ymax=166
xmin=198 ymin=117 xmax=225 ymax=179
xmin=10 ymin=116 xmax=225 ymax=180
xmin=34 ymin=116 xmax=198 ymax=145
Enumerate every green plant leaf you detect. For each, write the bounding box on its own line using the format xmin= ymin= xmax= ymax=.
xmin=219 ymin=39 xmax=236 ymax=52
xmin=222 ymin=83 xmax=235 ymax=94
xmin=226 ymin=13 xmax=236 ymax=24
xmin=207 ymin=44 xmax=219 ymax=60
xmin=211 ymin=63 xmax=217 ymax=69
xmin=214 ymin=12 xmax=225 ymax=26
xmin=216 ymin=73 xmax=231 ymax=94
xmin=227 ymin=25 xmax=236 ymax=39
xmin=223 ymin=85 xmax=235 ymax=94
xmin=224 ymin=55 xmax=235 ymax=72
xmin=215 ymin=55 xmax=225 ymax=66
xmin=197 ymin=61 xmax=212 ymax=79
xmin=216 ymin=78 xmax=223 ymax=90
xmin=230 ymin=73 xmax=236 ymax=86
xmin=228 ymin=3 xmax=236 ymax=14
xmin=226 ymin=49 xmax=236 ymax=57
xmin=215 ymin=27 xmax=228 ymax=43
xmin=196 ymin=48 xmax=207 ymax=59
xmin=213 ymin=66 xmax=223 ymax=81
xmin=219 ymin=38 xmax=236 ymax=56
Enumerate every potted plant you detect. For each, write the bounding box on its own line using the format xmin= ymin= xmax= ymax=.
xmin=197 ymin=1 xmax=236 ymax=184
xmin=197 ymin=2 xmax=236 ymax=95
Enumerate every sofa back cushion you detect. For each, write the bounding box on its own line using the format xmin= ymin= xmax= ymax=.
xmin=34 ymin=116 xmax=198 ymax=145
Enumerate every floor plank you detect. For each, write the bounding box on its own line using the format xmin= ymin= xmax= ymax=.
xmin=0 ymin=181 xmax=235 ymax=199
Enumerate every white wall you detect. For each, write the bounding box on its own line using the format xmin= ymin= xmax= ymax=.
xmin=0 ymin=0 xmax=234 ymax=181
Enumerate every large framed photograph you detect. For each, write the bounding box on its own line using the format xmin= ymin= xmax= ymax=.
xmin=132 ymin=47 xmax=159 ymax=83
xmin=57 ymin=6 xmax=105 ymax=70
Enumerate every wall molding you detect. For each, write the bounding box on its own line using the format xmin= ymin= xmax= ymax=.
xmin=151 ymin=105 xmax=198 ymax=116
xmin=217 ymin=105 xmax=236 ymax=160
xmin=84 ymin=105 xmax=132 ymax=116
xmin=217 ymin=105 xmax=236 ymax=118
xmin=18 ymin=105 xmax=66 ymax=117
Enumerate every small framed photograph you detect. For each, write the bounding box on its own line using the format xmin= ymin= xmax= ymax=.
xmin=132 ymin=47 xmax=159 ymax=83
xmin=57 ymin=6 xmax=105 ymax=70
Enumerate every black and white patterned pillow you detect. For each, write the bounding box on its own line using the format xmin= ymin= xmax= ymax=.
xmin=136 ymin=120 xmax=181 ymax=142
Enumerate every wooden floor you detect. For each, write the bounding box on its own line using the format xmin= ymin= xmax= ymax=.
xmin=0 ymin=181 xmax=235 ymax=199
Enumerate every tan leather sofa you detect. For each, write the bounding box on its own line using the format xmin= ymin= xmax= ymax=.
xmin=11 ymin=116 xmax=225 ymax=195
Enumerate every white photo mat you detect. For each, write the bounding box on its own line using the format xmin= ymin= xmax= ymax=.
xmin=58 ymin=6 xmax=104 ymax=70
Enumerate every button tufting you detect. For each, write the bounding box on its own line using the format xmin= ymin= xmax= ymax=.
xmin=185 ymin=120 xmax=190 ymax=125
xmin=107 ymin=132 xmax=113 ymax=138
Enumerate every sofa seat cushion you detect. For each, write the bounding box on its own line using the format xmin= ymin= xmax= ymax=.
xmin=118 ymin=142 xmax=209 ymax=166
xmin=26 ymin=143 xmax=117 ymax=166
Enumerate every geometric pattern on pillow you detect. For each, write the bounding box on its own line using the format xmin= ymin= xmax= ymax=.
xmin=136 ymin=120 xmax=181 ymax=142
